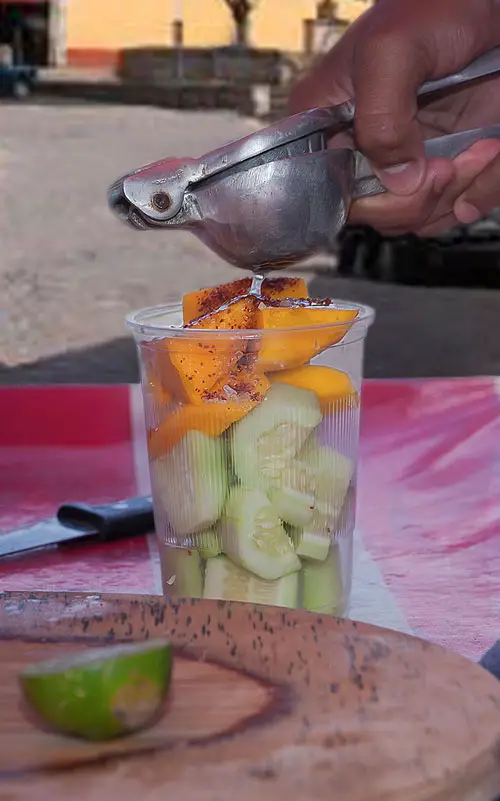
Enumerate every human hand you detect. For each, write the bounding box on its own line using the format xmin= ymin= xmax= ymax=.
xmin=289 ymin=0 xmax=500 ymax=236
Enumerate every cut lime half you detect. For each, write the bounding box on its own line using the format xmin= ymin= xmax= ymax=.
xmin=19 ymin=640 xmax=173 ymax=741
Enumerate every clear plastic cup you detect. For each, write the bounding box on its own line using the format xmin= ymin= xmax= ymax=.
xmin=127 ymin=299 xmax=374 ymax=617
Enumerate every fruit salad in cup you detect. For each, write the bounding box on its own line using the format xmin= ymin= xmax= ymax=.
xmin=129 ymin=277 xmax=373 ymax=616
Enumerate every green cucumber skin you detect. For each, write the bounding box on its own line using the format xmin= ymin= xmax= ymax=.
xmin=203 ymin=555 xmax=299 ymax=609
xmin=151 ymin=430 xmax=229 ymax=538
xmin=161 ymin=546 xmax=204 ymax=598
xmin=289 ymin=524 xmax=331 ymax=562
xmin=198 ymin=546 xmax=222 ymax=560
xmin=301 ymin=544 xmax=344 ymax=615
xmin=196 ymin=524 xmax=223 ymax=559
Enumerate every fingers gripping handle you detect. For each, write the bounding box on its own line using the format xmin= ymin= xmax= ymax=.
xmin=353 ymin=125 xmax=500 ymax=199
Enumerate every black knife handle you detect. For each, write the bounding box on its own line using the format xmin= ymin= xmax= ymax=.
xmin=57 ymin=495 xmax=154 ymax=541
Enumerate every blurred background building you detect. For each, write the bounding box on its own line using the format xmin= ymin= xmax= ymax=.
xmin=0 ymin=0 xmax=374 ymax=68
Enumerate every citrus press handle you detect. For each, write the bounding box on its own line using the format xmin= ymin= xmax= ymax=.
xmin=113 ymin=44 xmax=500 ymax=219
xmin=196 ymin=47 xmax=500 ymax=185
xmin=354 ymin=125 xmax=500 ymax=199
xmin=417 ymin=46 xmax=500 ymax=97
xmin=341 ymin=46 xmax=500 ymax=127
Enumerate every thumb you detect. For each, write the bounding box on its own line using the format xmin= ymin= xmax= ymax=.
xmin=352 ymin=37 xmax=428 ymax=195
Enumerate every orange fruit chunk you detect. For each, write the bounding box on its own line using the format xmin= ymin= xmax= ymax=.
xmin=183 ymin=278 xmax=251 ymax=324
xmin=261 ymin=276 xmax=308 ymax=303
xmin=186 ymin=294 xmax=259 ymax=330
xmin=256 ymin=305 xmax=359 ymax=372
xmin=148 ymin=371 xmax=270 ymax=457
xmin=268 ymin=366 xmax=358 ymax=411
xmin=205 ymin=364 xmax=270 ymax=403
xmin=167 ymin=340 xmax=233 ymax=406
xmin=148 ymin=403 xmax=245 ymax=458
xmin=182 ymin=277 xmax=308 ymax=324
xmin=140 ymin=340 xmax=187 ymax=407
xmin=168 ymin=297 xmax=258 ymax=405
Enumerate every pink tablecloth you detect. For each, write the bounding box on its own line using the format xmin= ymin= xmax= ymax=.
xmin=1 ymin=379 xmax=499 ymax=662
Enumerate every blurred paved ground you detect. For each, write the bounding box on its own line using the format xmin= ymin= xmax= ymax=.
xmin=2 ymin=100 xmax=500 ymax=383
xmin=0 ymin=102 xmax=252 ymax=367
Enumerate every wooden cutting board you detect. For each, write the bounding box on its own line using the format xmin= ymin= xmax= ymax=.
xmin=0 ymin=591 xmax=499 ymax=801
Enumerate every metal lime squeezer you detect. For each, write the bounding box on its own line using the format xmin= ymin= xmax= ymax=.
xmin=108 ymin=47 xmax=500 ymax=271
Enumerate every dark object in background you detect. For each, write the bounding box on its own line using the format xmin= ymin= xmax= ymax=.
xmin=481 ymin=640 xmax=500 ymax=801
xmin=337 ymin=215 xmax=500 ymax=289
xmin=480 ymin=640 xmax=500 ymax=681
xmin=0 ymin=62 xmax=38 ymax=99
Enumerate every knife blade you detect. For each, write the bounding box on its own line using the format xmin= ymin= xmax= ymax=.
xmin=0 ymin=495 xmax=155 ymax=558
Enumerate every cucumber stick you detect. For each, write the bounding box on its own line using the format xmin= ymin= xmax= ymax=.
xmin=269 ymin=483 xmax=315 ymax=528
xmin=270 ymin=440 xmax=353 ymax=529
xmin=289 ymin=524 xmax=331 ymax=562
xmin=302 ymin=544 xmax=344 ymax=615
xmin=197 ymin=524 xmax=223 ymax=559
xmin=198 ymin=542 xmax=222 ymax=560
xmin=204 ymin=555 xmax=299 ymax=608
xmin=161 ymin=546 xmax=204 ymax=598
xmin=150 ymin=430 xmax=228 ymax=537
xmin=300 ymin=439 xmax=353 ymax=513
xmin=220 ymin=486 xmax=301 ymax=581
xmin=230 ymin=383 xmax=322 ymax=489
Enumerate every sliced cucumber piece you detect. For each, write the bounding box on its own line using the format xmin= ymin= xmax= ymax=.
xmin=289 ymin=523 xmax=331 ymax=562
xmin=161 ymin=546 xmax=204 ymax=598
xmin=199 ymin=544 xmax=222 ymax=560
xmin=220 ymin=486 xmax=301 ymax=581
xmin=150 ymin=430 xmax=228 ymax=537
xmin=203 ymin=555 xmax=299 ymax=608
xmin=299 ymin=439 xmax=353 ymax=513
xmin=198 ymin=525 xmax=223 ymax=560
xmin=302 ymin=544 xmax=344 ymax=615
xmin=230 ymin=383 xmax=322 ymax=488
xmin=268 ymin=440 xmax=353 ymax=529
xmin=269 ymin=483 xmax=315 ymax=528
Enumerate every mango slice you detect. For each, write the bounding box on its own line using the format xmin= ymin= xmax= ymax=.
xmin=186 ymin=295 xmax=259 ymax=331
xmin=148 ymin=404 xmax=241 ymax=458
xmin=148 ymin=371 xmax=270 ymax=457
xmin=140 ymin=340 xmax=186 ymax=407
xmin=182 ymin=277 xmax=308 ymax=325
xmin=262 ymin=277 xmax=308 ymax=303
xmin=167 ymin=343 xmax=232 ymax=406
xmin=207 ymin=365 xmax=270 ymax=404
xmin=169 ymin=297 xmax=258 ymax=405
xmin=269 ymin=366 xmax=358 ymax=410
xmin=183 ymin=278 xmax=251 ymax=324
xmin=256 ymin=305 xmax=359 ymax=372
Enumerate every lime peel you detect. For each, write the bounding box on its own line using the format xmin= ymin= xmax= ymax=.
xmin=19 ymin=639 xmax=172 ymax=741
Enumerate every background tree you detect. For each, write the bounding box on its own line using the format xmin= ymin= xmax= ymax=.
xmin=316 ymin=0 xmax=338 ymax=20
xmin=223 ymin=0 xmax=255 ymax=47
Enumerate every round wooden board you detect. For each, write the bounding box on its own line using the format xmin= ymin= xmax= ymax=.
xmin=0 ymin=592 xmax=499 ymax=801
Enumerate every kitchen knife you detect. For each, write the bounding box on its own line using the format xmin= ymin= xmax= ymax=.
xmin=0 ymin=495 xmax=154 ymax=558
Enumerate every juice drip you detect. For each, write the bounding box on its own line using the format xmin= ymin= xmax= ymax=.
xmin=249 ymin=272 xmax=268 ymax=297
xmin=187 ymin=273 xmax=267 ymax=327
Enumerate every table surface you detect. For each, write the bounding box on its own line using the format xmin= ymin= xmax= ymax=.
xmin=1 ymin=379 xmax=499 ymax=662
